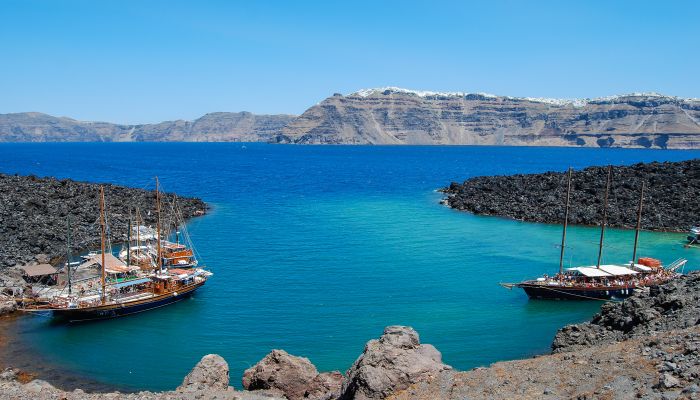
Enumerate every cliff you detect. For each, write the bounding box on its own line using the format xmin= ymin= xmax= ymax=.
xmin=441 ymin=159 xmax=700 ymax=232
xmin=276 ymin=88 xmax=700 ymax=148
xmin=0 ymin=111 xmax=296 ymax=142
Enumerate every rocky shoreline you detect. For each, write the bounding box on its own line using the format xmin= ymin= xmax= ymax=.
xmin=3 ymin=270 xmax=700 ymax=399
xmin=441 ymin=159 xmax=700 ymax=232
xmin=0 ymin=173 xmax=207 ymax=318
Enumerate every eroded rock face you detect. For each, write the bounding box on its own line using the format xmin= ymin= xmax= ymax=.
xmin=340 ymin=325 xmax=452 ymax=400
xmin=306 ymin=371 xmax=344 ymax=400
xmin=242 ymin=350 xmax=342 ymax=400
xmin=278 ymin=89 xmax=700 ymax=148
xmin=178 ymin=354 xmax=230 ymax=392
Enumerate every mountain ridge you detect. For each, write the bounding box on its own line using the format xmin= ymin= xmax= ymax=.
xmin=0 ymin=111 xmax=297 ymax=142
xmin=276 ymin=88 xmax=700 ymax=148
xmin=4 ymin=88 xmax=700 ymax=148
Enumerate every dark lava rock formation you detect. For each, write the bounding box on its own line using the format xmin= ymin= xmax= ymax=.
xmin=442 ymin=159 xmax=700 ymax=232
xmin=0 ymin=173 xmax=207 ymax=269
xmin=553 ymin=271 xmax=700 ymax=354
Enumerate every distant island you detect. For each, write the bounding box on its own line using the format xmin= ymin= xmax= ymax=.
xmin=0 ymin=111 xmax=296 ymax=142
xmin=3 ymin=88 xmax=700 ymax=148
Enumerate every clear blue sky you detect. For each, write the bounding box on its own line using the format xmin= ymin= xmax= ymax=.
xmin=1 ymin=0 xmax=698 ymax=123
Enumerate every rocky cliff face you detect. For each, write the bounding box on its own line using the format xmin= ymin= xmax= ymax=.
xmin=0 ymin=111 xmax=296 ymax=142
xmin=276 ymin=88 xmax=700 ymax=148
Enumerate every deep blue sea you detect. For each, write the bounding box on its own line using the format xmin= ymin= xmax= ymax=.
xmin=0 ymin=143 xmax=699 ymax=391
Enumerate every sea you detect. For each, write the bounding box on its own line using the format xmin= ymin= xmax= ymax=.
xmin=0 ymin=143 xmax=698 ymax=392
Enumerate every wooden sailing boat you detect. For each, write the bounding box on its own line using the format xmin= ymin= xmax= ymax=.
xmin=503 ymin=167 xmax=686 ymax=301
xmin=21 ymin=181 xmax=212 ymax=321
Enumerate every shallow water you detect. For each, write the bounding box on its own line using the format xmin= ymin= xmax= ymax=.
xmin=0 ymin=143 xmax=698 ymax=391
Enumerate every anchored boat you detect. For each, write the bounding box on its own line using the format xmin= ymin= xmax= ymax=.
xmin=502 ymin=166 xmax=686 ymax=301
xmin=21 ymin=179 xmax=212 ymax=321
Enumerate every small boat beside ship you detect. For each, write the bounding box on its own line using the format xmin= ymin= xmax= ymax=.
xmin=21 ymin=179 xmax=211 ymax=321
xmin=688 ymin=226 xmax=700 ymax=246
xmin=502 ymin=166 xmax=686 ymax=301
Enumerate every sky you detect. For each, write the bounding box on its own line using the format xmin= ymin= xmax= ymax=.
xmin=1 ymin=0 xmax=699 ymax=124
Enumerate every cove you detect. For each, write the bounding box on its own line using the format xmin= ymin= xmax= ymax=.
xmin=0 ymin=143 xmax=698 ymax=391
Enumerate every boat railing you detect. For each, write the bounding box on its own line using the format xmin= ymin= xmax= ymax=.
xmin=666 ymin=258 xmax=688 ymax=273
xmin=112 ymin=288 xmax=153 ymax=301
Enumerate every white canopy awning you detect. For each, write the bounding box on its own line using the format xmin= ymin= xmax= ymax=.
xmin=599 ymin=265 xmax=639 ymax=276
xmin=629 ymin=263 xmax=652 ymax=272
xmin=566 ymin=267 xmax=611 ymax=277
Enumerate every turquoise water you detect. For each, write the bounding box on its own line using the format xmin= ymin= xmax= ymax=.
xmin=1 ymin=143 xmax=699 ymax=391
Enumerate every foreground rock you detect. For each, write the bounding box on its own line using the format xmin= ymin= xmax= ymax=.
xmin=243 ymin=350 xmax=343 ymax=400
xmin=0 ymin=173 xmax=207 ymax=269
xmin=177 ymin=354 xmax=229 ymax=392
xmin=0 ymin=354 xmax=284 ymax=399
xmin=553 ymin=271 xmax=700 ymax=354
xmin=3 ymin=274 xmax=699 ymax=399
xmin=442 ymin=159 xmax=699 ymax=232
xmin=0 ymin=295 xmax=17 ymax=316
xmin=389 ymin=326 xmax=700 ymax=400
xmin=2 ymin=316 xmax=700 ymax=399
xmin=340 ymin=326 xmax=451 ymax=400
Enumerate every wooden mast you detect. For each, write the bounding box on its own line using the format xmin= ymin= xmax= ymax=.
xmin=559 ymin=168 xmax=573 ymax=279
xmin=127 ymin=212 xmax=132 ymax=267
xmin=136 ymin=207 xmax=141 ymax=261
xmin=99 ymin=186 xmax=106 ymax=304
xmin=631 ymin=182 xmax=645 ymax=267
xmin=67 ymin=215 xmax=72 ymax=296
xmin=596 ymin=166 xmax=612 ymax=268
xmin=156 ymin=177 xmax=162 ymax=273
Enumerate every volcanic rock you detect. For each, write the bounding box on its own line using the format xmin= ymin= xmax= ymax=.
xmin=340 ymin=325 xmax=451 ymax=400
xmin=442 ymin=159 xmax=700 ymax=232
xmin=0 ymin=173 xmax=207 ymax=269
xmin=177 ymin=354 xmax=230 ymax=392
xmin=553 ymin=271 xmax=700 ymax=354
xmin=0 ymin=296 xmax=17 ymax=315
xmin=242 ymin=349 xmax=342 ymax=400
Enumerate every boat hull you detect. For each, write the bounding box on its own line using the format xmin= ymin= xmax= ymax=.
xmin=50 ymin=280 xmax=205 ymax=322
xmin=518 ymin=283 xmax=636 ymax=300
